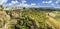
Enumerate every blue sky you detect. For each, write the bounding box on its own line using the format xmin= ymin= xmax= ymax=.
xmin=0 ymin=0 xmax=60 ymax=8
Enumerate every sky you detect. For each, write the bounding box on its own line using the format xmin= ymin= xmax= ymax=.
xmin=0 ymin=0 xmax=60 ymax=8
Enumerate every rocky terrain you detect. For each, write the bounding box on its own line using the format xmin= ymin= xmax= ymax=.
xmin=0 ymin=10 xmax=17 ymax=29
xmin=0 ymin=8 xmax=60 ymax=29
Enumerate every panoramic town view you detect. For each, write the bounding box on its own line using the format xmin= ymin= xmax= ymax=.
xmin=0 ymin=0 xmax=60 ymax=29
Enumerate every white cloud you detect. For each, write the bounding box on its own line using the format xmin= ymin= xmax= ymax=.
xmin=48 ymin=1 xmax=52 ymax=3
xmin=23 ymin=0 xmax=26 ymax=3
xmin=19 ymin=0 xmax=36 ymax=7
xmin=4 ymin=0 xmax=37 ymax=8
xmin=56 ymin=0 xmax=60 ymax=4
xmin=51 ymin=3 xmax=54 ymax=6
xmin=42 ymin=1 xmax=52 ymax=4
xmin=8 ymin=3 xmax=12 ymax=5
xmin=24 ymin=4 xmax=30 ymax=7
xmin=0 ymin=0 xmax=8 ymax=5
xmin=18 ymin=3 xmax=36 ymax=8
xmin=24 ymin=4 xmax=29 ymax=6
xmin=42 ymin=1 xmax=48 ymax=3
xmin=56 ymin=1 xmax=58 ymax=4
xmin=8 ymin=0 xmax=19 ymax=5
xmin=31 ymin=3 xmax=36 ymax=6
xmin=21 ymin=0 xmax=26 ymax=4
xmin=18 ymin=3 xmax=30 ymax=8
xmin=11 ymin=1 xmax=18 ymax=4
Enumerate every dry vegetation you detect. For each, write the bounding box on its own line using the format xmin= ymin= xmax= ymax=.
xmin=0 ymin=6 xmax=60 ymax=29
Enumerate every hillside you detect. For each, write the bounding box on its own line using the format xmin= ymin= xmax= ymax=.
xmin=0 ymin=9 xmax=60 ymax=29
